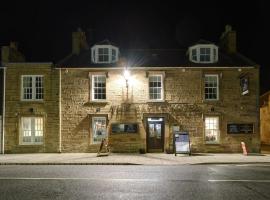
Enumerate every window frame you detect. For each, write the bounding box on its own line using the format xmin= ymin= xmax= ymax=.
xmin=189 ymin=44 xmax=218 ymax=63
xmin=91 ymin=74 xmax=107 ymax=101
xmin=148 ymin=74 xmax=164 ymax=101
xmin=204 ymin=74 xmax=219 ymax=101
xmin=21 ymin=75 xmax=44 ymax=101
xmin=20 ymin=117 xmax=44 ymax=145
xmin=92 ymin=116 xmax=107 ymax=144
xmin=204 ymin=116 xmax=220 ymax=144
xmin=91 ymin=45 xmax=119 ymax=64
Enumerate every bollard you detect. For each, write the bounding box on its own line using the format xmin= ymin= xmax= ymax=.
xmin=241 ymin=142 xmax=248 ymax=156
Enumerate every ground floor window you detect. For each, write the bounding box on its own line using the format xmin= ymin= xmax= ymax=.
xmin=205 ymin=117 xmax=219 ymax=143
xmin=92 ymin=117 xmax=107 ymax=143
xmin=20 ymin=117 xmax=43 ymax=145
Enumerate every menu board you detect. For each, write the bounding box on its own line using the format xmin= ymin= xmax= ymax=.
xmin=111 ymin=123 xmax=138 ymax=134
xmin=227 ymin=123 xmax=254 ymax=134
xmin=174 ymin=131 xmax=191 ymax=155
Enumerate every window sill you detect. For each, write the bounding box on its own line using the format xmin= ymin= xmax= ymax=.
xmin=85 ymin=101 xmax=109 ymax=106
xmin=147 ymin=100 xmax=166 ymax=103
xmin=20 ymin=100 xmax=44 ymax=103
xmin=19 ymin=144 xmax=43 ymax=146
xmin=205 ymin=142 xmax=220 ymax=145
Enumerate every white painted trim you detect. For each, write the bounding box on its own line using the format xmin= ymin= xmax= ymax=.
xmin=91 ymin=45 xmax=119 ymax=64
xmin=189 ymin=44 xmax=219 ymax=64
xmin=91 ymin=74 xmax=107 ymax=101
xmin=204 ymin=74 xmax=219 ymax=101
xmin=21 ymin=75 xmax=44 ymax=101
xmin=204 ymin=116 xmax=220 ymax=144
xmin=54 ymin=66 xmax=256 ymax=70
xmin=1 ymin=68 xmax=6 ymax=154
xmin=148 ymin=74 xmax=164 ymax=101
xmin=59 ymin=69 xmax=62 ymax=153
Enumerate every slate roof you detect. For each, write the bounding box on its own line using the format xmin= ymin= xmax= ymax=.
xmin=57 ymin=45 xmax=257 ymax=68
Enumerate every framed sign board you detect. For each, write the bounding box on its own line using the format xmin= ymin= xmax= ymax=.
xmin=174 ymin=131 xmax=191 ymax=156
xmin=227 ymin=123 xmax=254 ymax=134
xmin=111 ymin=123 xmax=138 ymax=134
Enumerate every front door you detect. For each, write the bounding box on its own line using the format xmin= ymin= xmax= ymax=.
xmin=147 ymin=117 xmax=164 ymax=153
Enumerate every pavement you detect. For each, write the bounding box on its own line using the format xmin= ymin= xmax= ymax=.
xmin=1 ymin=152 xmax=270 ymax=165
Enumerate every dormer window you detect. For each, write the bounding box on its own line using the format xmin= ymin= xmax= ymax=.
xmin=91 ymin=44 xmax=119 ymax=64
xmin=189 ymin=44 xmax=218 ymax=64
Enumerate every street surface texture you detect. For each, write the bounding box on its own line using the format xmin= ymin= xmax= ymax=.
xmin=0 ymin=164 xmax=270 ymax=200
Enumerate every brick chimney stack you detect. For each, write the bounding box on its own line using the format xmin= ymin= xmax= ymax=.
xmin=1 ymin=41 xmax=25 ymax=63
xmin=219 ymin=25 xmax=237 ymax=54
xmin=72 ymin=28 xmax=89 ymax=55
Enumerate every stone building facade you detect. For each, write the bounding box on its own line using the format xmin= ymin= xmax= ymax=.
xmin=260 ymin=91 xmax=270 ymax=145
xmin=0 ymin=26 xmax=261 ymax=153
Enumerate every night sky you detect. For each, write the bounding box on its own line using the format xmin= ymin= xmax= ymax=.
xmin=1 ymin=0 xmax=269 ymax=94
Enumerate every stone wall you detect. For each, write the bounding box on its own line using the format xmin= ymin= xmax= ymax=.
xmin=60 ymin=67 xmax=260 ymax=153
xmin=260 ymin=93 xmax=270 ymax=144
xmin=4 ymin=63 xmax=59 ymax=153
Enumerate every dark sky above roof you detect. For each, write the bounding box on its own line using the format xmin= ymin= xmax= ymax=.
xmin=0 ymin=0 xmax=269 ymax=93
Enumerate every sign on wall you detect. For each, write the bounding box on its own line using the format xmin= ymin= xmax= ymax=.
xmin=227 ymin=123 xmax=254 ymax=134
xmin=111 ymin=123 xmax=138 ymax=134
xmin=240 ymin=76 xmax=249 ymax=95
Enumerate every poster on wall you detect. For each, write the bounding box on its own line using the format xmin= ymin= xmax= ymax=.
xmin=111 ymin=123 xmax=138 ymax=134
xmin=240 ymin=76 xmax=249 ymax=95
xmin=174 ymin=131 xmax=191 ymax=156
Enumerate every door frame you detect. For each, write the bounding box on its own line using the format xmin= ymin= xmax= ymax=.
xmin=146 ymin=117 xmax=165 ymax=153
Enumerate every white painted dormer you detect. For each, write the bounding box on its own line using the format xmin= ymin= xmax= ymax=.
xmin=91 ymin=42 xmax=119 ymax=64
xmin=188 ymin=44 xmax=218 ymax=64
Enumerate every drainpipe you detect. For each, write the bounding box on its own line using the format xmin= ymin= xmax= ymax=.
xmin=59 ymin=68 xmax=62 ymax=153
xmin=1 ymin=67 xmax=6 ymax=154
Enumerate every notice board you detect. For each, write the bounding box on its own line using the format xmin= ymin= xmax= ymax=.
xmin=174 ymin=131 xmax=191 ymax=156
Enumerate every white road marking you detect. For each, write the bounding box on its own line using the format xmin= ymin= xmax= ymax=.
xmin=209 ymin=180 xmax=270 ymax=183
xmin=0 ymin=177 xmax=157 ymax=181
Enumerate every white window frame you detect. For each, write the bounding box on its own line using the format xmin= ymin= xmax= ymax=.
xmin=20 ymin=117 xmax=43 ymax=145
xmin=189 ymin=44 xmax=218 ymax=63
xmin=91 ymin=45 xmax=119 ymax=64
xmin=204 ymin=117 xmax=220 ymax=144
xmin=21 ymin=75 xmax=44 ymax=101
xmin=148 ymin=74 xmax=164 ymax=101
xmin=92 ymin=117 xmax=107 ymax=144
xmin=91 ymin=74 xmax=106 ymax=101
xmin=204 ymin=74 xmax=219 ymax=101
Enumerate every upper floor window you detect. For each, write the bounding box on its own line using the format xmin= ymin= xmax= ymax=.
xmin=91 ymin=44 xmax=119 ymax=64
xmin=21 ymin=75 xmax=44 ymax=101
xmin=205 ymin=74 xmax=219 ymax=100
xmin=20 ymin=117 xmax=43 ymax=145
xmin=92 ymin=75 xmax=106 ymax=101
xmin=189 ymin=44 xmax=218 ymax=63
xmin=149 ymin=74 xmax=164 ymax=101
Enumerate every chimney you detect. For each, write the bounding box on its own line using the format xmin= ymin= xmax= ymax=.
xmin=220 ymin=25 xmax=237 ymax=54
xmin=72 ymin=28 xmax=89 ymax=55
xmin=1 ymin=42 xmax=25 ymax=63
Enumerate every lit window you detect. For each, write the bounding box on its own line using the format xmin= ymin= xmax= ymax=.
xmin=149 ymin=75 xmax=163 ymax=100
xmin=21 ymin=75 xmax=44 ymax=100
xmin=92 ymin=75 xmax=106 ymax=100
xmin=20 ymin=117 xmax=43 ymax=145
xmin=205 ymin=75 xmax=219 ymax=100
xmin=92 ymin=117 xmax=107 ymax=143
xmin=205 ymin=117 xmax=219 ymax=143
